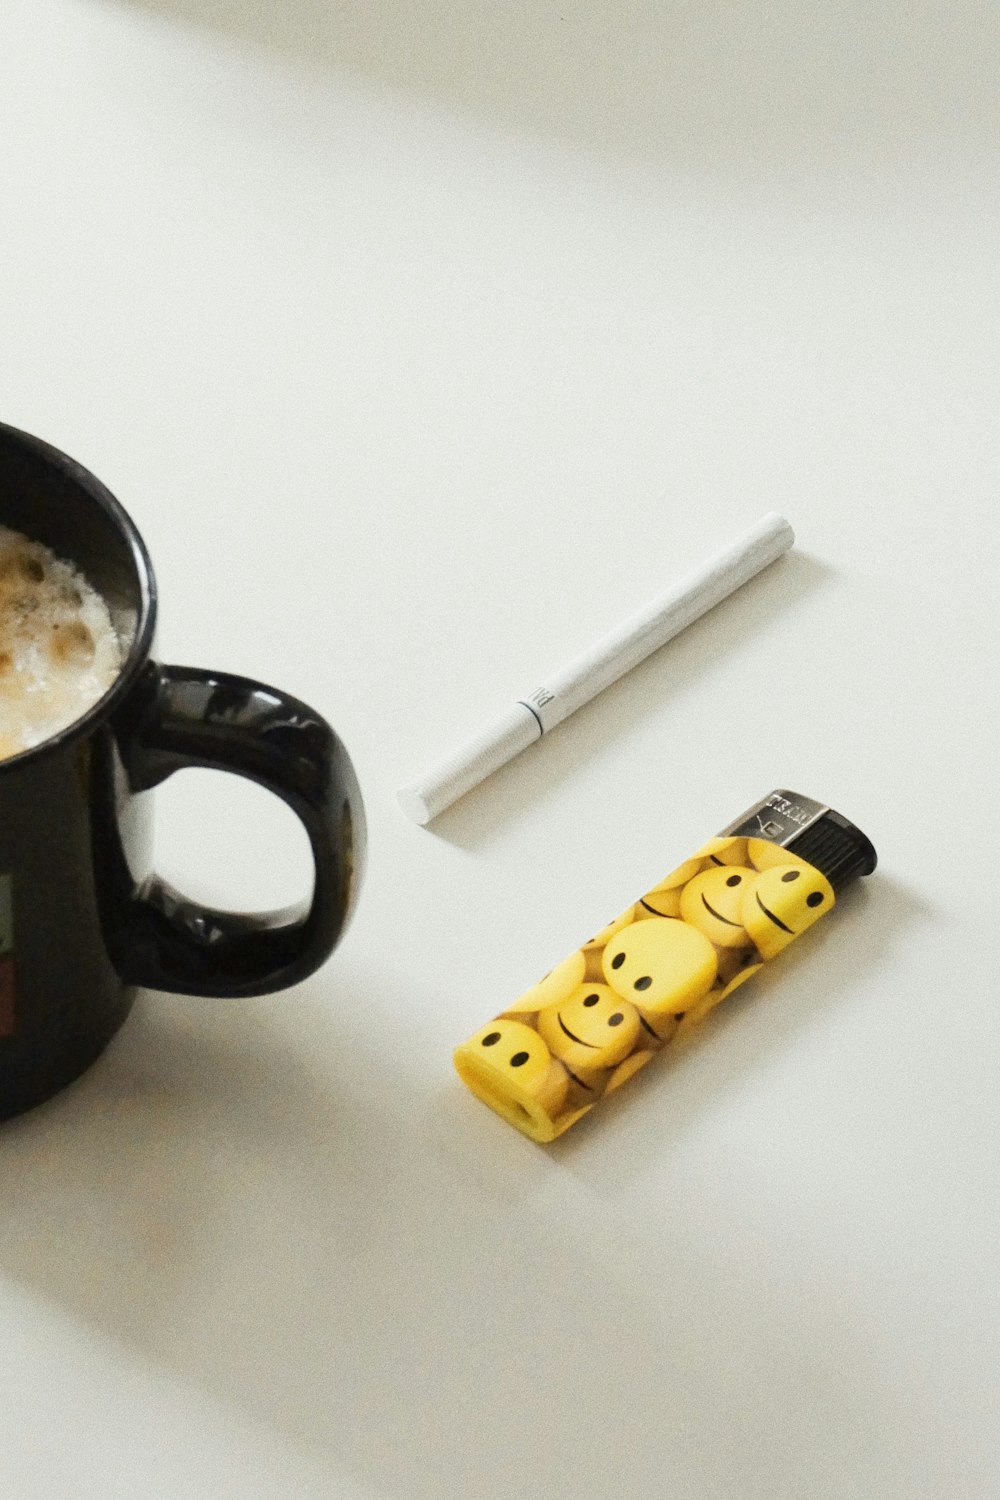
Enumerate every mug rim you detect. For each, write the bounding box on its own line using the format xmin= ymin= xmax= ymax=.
xmin=0 ymin=422 xmax=158 ymax=772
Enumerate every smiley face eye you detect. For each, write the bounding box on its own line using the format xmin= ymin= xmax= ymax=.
xmin=608 ymin=1012 xmax=624 ymax=1026
xmin=583 ymin=993 xmax=600 ymax=1007
xmin=634 ymin=976 xmax=652 ymax=991
xmin=806 ymin=891 xmax=824 ymax=907
xmin=611 ymin=952 xmax=626 ymax=970
xmin=510 ymin=1051 xmax=530 ymax=1067
xmin=482 ymin=1032 xmax=501 ymax=1047
xmin=781 ymin=870 xmax=800 ymax=882
xmin=726 ymin=874 xmax=742 ymax=887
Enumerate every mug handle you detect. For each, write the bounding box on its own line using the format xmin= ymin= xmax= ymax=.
xmin=115 ymin=664 xmax=365 ymax=997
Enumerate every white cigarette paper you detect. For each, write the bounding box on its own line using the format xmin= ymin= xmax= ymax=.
xmin=397 ymin=512 xmax=795 ymax=825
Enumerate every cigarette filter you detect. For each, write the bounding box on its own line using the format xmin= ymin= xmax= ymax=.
xmin=454 ymin=790 xmax=876 ymax=1142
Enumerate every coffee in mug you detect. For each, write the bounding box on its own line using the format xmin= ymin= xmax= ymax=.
xmin=0 ymin=525 xmax=122 ymax=760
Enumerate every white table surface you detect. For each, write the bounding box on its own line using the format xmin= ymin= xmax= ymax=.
xmin=2 ymin=2 xmax=998 ymax=1496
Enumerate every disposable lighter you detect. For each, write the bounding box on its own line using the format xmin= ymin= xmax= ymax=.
xmin=454 ymin=790 xmax=876 ymax=1142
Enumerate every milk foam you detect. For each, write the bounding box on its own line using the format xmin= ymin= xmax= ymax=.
xmin=0 ymin=525 xmax=123 ymax=760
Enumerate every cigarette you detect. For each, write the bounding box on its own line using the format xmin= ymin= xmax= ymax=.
xmin=397 ymin=512 xmax=795 ymax=825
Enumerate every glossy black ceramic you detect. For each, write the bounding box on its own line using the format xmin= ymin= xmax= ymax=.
xmin=0 ymin=422 xmax=365 ymax=1121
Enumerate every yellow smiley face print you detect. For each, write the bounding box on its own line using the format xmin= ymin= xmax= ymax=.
xmin=602 ymin=917 xmax=717 ymax=1024
xmin=742 ymin=863 xmax=834 ymax=959
xmin=537 ymin=982 xmax=641 ymax=1079
xmin=679 ymin=865 xmax=754 ymax=948
xmin=454 ymin=1019 xmax=570 ymax=1140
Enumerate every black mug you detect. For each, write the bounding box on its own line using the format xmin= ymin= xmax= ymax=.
xmin=0 ymin=422 xmax=365 ymax=1122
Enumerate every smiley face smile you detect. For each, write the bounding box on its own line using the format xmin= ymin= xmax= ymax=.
xmin=557 ymin=1013 xmax=599 ymax=1048
xmin=754 ymin=892 xmax=794 ymax=933
xmin=700 ymin=894 xmax=743 ymax=928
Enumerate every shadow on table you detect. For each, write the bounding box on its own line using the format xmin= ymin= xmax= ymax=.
xmin=0 ymin=870 xmax=924 ymax=1496
xmin=104 ymin=0 xmax=996 ymax=168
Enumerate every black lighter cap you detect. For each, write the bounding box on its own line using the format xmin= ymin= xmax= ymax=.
xmin=720 ymin=790 xmax=877 ymax=894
